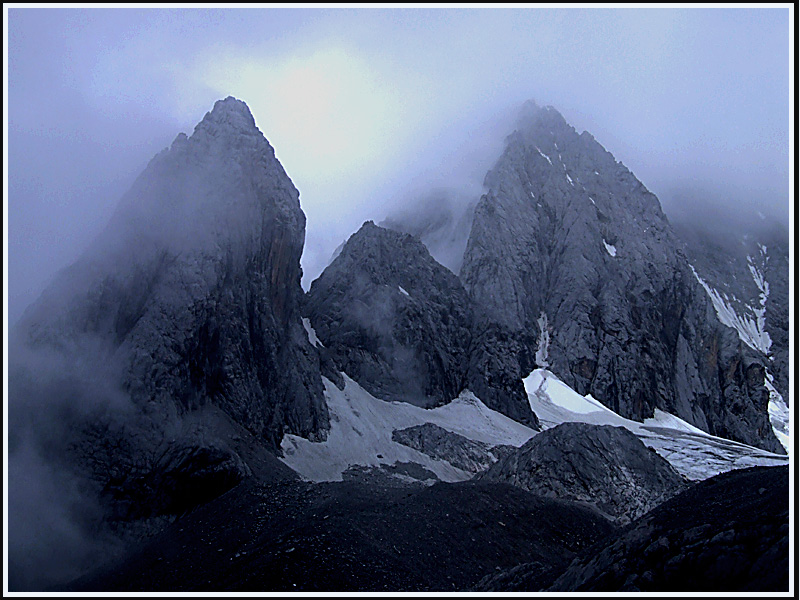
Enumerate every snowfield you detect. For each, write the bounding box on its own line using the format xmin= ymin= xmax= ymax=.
xmin=525 ymin=369 xmax=788 ymax=481
xmin=280 ymin=367 xmax=787 ymax=485
xmin=280 ymin=374 xmax=536 ymax=482
xmin=689 ymin=263 xmax=771 ymax=354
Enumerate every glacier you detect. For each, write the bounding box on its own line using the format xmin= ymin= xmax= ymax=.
xmin=524 ymin=369 xmax=788 ymax=481
xmin=280 ymin=368 xmax=787 ymax=485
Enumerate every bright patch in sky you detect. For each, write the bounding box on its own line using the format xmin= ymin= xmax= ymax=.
xmin=197 ymin=47 xmax=404 ymax=187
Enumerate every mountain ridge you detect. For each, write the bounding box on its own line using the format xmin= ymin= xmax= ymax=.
xmin=459 ymin=101 xmax=783 ymax=454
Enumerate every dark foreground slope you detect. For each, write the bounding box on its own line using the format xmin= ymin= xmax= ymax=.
xmin=477 ymin=465 xmax=789 ymax=592
xmin=64 ymin=480 xmax=616 ymax=592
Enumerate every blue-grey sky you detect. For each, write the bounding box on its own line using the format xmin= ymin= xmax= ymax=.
xmin=6 ymin=6 xmax=794 ymax=326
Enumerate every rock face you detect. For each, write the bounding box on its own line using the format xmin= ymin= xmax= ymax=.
xmin=459 ymin=100 xmax=783 ymax=453
xmin=479 ymin=422 xmax=688 ymax=524
xmin=305 ymin=222 xmax=473 ymax=408
xmin=672 ymin=213 xmax=790 ymax=404
xmin=10 ymin=97 xmax=328 ymax=522
xmin=305 ymin=221 xmax=538 ymax=426
xmin=392 ymin=423 xmax=515 ymax=473
xmin=547 ymin=465 xmax=789 ymax=592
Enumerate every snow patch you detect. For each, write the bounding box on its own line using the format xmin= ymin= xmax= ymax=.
xmin=524 ymin=369 xmax=788 ymax=481
xmin=524 ymin=370 xmax=615 ymax=416
xmin=644 ymin=409 xmax=707 ymax=435
xmin=280 ymin=375 xmax=536 ymax=482
xmin=535 ymin=147 xmax=553 ymax=165
xmin=566 ymin=173 xmax=574 ymax=186
xmin=589 ymin=197 xmax=596 ymax=205
xmin=689 ymin=264 xmax=771 ymax=354
xmin=603 ymin=240 xmax=617 ymax=257
xmin=302 ymin=318 xmax=323 ymax=348
xmin=398 ymin=285 xmax=410 ymax=297
xmin=765 ymin=371 xmax=790 ymax=454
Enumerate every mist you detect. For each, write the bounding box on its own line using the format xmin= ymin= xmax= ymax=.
xmin=6 ymin=6 xmax=793 ymax=327
xmin=7 ymin=332 xmax=136 ymax=590
xmin=4 ymin=6 xmax=794 ymax=592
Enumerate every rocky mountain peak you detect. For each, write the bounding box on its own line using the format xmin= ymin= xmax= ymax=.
xmin=194 ymin=96 xmax=259 ymax=136
xmin=460 ymin=101 xmax=783 ymax=453
xmin=306 ymin=222 xmax=473 ymax=408
xmin=330 ymin=220 xmax=437 ymax=282
xmin=158 ymin=97 xmax=266 ymax=170
xmin=515 ymin=100 xmax=570 ymax=135
xmin=11 ymin=97 xmax=330 ymax=536
xmin=305 ymin=221 xmax=538 ymax=426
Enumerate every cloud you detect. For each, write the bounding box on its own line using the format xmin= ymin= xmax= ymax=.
xmin=6 ymin=6 xmax=792 ymax=332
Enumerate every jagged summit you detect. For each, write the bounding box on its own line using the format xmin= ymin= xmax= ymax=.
xmin=461 ymin=102 xmax=784 ymax=453
xmin=194 ymin=96 xmax=260 ymax=136
xmin=305 ymin=221 xmax=539 ymax=426
xmin=11 ymin=96 xmax=329 ymax=538
xmin=306 ymin=221 xmax=474 ymax=408
xmin=515 ymin=99 xmax=570 ymax=134
xmin=166 ymin=97 xmax=261 ymax=155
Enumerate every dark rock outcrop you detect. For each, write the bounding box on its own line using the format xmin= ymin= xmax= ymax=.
xmin=547 ymin=465 xmax=789 ymax=592
xmin=342 ymin=461 xmax=440 ymax=486
xmin=305 ymin=221 xmax=538 ymax=426
xmin=392 ymin=423 xmax=515 ymax=473
xmin=10 ymin=97 xmax=328 ymax=536
xmin=459 ymin=100 xmax=783 ymax=453
xmin=479 ymin=422 xmax=688 ymax=524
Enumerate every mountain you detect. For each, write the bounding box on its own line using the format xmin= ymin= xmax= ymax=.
xmin=305 ymin=222 xmax=474 ymax=408
xmin=9 ymin=98 xmax=331 ymax=586
xmin=305 ymin=221 xmax=538 ymax=426
xmin=9 ymin=96 xmax=789 ymax=593
xmin=459 ymin=100 xmax=784 ymax=454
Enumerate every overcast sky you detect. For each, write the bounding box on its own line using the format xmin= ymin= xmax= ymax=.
xmin=6 ymin=6 xmax=794 ymax=326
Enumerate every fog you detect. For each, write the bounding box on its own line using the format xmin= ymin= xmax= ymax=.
xmin=7 ymin=6 xmax=793 ymax=327
xmin=4 ymin=6 xmax=794 ymax=590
